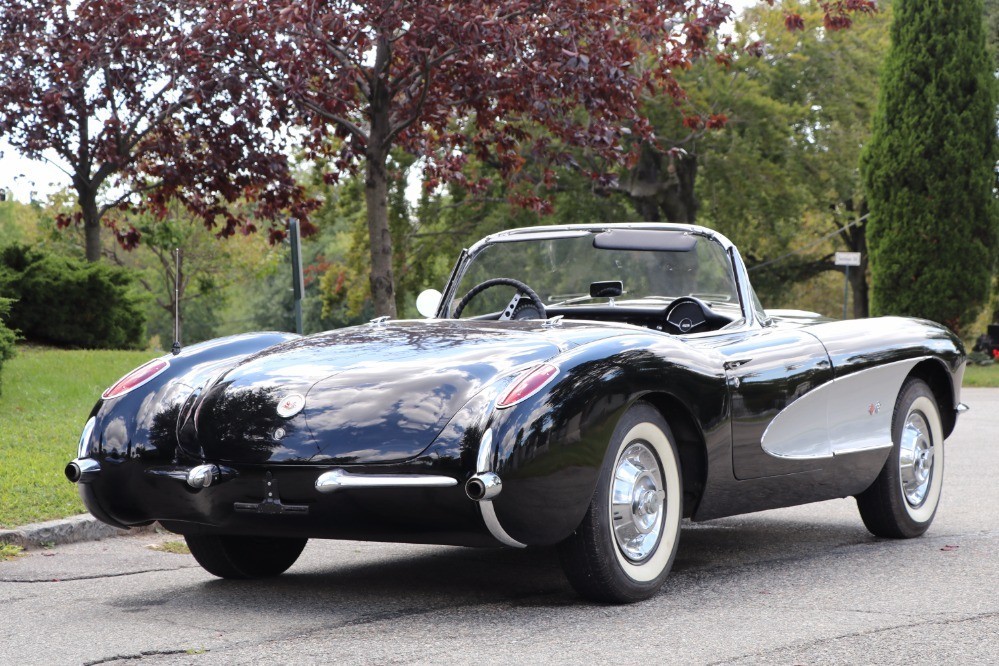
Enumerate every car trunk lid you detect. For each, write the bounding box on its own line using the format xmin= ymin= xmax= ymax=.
xmin=186 ymin=320 xmax=567 ymax=464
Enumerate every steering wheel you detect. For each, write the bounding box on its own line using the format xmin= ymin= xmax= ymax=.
xmin=664 ymin=296 xmax=710 ymax=334
xmin=452 ymin=278 xmax=547 ymax=320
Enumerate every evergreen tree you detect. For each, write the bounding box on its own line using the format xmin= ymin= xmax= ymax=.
xmin=862 ymin=0 xmax=997 ymax=331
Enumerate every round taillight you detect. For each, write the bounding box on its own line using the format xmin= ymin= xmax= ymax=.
xmin=101 ymin=358 xmax=170 ymax=400
xmin=497 ymin=364 xmax=559 ymax=409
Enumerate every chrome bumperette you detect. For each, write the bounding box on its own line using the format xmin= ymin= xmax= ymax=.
xmin=187 ymin=464 xmax=220 ymax=489
xmin=479 ymin=501 xmax=525 ymax=548
xmin=77 ymin=417 xmax=97 ymax=459
xmin=65 ymin=458 xmax=101 ymax=484
xmin=314 ymin=469 xmax=457 ymax=493
xmin=475 ymin=429 xmax=494 ymax=474
xmin=470 ymin=428 xmax=525 ymax=548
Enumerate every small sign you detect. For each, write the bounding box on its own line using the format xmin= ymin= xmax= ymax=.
xmin=835 ymin=251 xmax=862 ymax=267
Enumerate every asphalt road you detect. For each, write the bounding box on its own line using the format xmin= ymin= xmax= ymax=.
xmin=3 ymin=388 xmax=997 ymax=665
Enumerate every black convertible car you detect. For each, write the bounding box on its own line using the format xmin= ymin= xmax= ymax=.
xmin=67 ymin=223 xmax=966 ymax=602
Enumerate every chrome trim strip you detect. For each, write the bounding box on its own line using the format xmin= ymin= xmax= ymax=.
xmin=833 ymin=442 xmax=893 ymax=457
xmin=314 ymin=469 xmax=457 ymax=493
xmin=480 ymin=500 xmax=526 ymax=548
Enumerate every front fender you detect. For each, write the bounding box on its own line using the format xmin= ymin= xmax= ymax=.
xmin=488 ymin=334 xmax=727 ymax=546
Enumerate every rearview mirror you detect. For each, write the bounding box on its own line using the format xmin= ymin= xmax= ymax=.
xmin=416 ymin=289 xmax=443 ymax=318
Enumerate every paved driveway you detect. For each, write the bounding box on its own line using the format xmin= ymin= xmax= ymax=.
xmin=2 ymin=388 xmax=997 ymax=665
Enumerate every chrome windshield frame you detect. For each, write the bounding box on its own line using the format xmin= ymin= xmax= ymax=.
xmin=440 ymin=223 xmax=762 ymax=329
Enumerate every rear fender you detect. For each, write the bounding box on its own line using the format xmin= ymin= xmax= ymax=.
xmin=77 ymin=332 xmax=297 ymax=526
xmin=487 ymin=334 xmax=728 ymax=546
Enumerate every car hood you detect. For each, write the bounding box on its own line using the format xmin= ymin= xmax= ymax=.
xmin=186 ymin=320 xmax=628 ymax=465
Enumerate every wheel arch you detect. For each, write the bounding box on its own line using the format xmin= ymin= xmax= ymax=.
xmin=907 ymin=358 xmax=956 ymax=438
xmin=488 ymin=337 xmax=726 ymax=546
xmin=638 ymin=392 xmax=708 ymax=519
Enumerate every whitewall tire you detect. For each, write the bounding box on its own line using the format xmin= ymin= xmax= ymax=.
xmin=558 ymin=402 xmax=682 ymax=603
xmin=856 ymin=378 xmax=944 ymax=538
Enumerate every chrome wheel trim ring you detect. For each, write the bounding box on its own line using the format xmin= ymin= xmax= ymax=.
xmin=610 ymin=441 xmax=666 ymax=562
xmin=899 ymin=411 xmax=934 ymax=508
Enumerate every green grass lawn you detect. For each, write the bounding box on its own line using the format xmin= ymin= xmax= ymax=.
xmin=0 ymin=346 xmax=154 ymax=528
xmin=962 ymin=362 xmax=999 ymax=387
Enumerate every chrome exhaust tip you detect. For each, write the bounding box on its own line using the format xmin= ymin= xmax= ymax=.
xmin=65 ymin=458 xmax=101 ymax=484
xmin=465 ymin=472 xmax=502 ymax=501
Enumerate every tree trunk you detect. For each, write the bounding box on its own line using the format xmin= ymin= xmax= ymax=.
xmin=364 ymin=150 xmax=396 ymax=318
xmin=80 ymin=189 xmax=102 ymax=262
xmin=622 ymin=144 xmax=699 ymax=224
xmin=842 ymin=201 xmax=869 ymax=319
xmin=625 ymin=144 xmax=663 ymax=221
xmin=850 ymin=229 xmax=870 ymax=319
xmin=364 ymin=46 xmax=397 ymax=319
xmin=659 ymin=150 xmax=698 ymax=224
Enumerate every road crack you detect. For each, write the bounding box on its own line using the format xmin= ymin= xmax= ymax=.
xmin=84 ymin=649 xmax=207 ymax=665
xmin=708 ymin=609 xmax=999 ymax=665
xmin=0 ymin=565 xmax=199 ymax=583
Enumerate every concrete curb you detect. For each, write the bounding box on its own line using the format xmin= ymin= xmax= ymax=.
xmin=0 ymin=514 xmax=158 ymax=550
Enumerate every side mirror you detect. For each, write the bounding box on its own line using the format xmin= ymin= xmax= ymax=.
xmin=416 ymin=289 xmax=443 ymax=318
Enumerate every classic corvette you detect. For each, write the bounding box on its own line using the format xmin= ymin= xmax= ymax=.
xmin=67 ymin=223 xmax=966 ymax=602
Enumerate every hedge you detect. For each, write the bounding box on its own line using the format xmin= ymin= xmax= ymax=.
xmin=0 ymin=244 xmax=145 ymax=349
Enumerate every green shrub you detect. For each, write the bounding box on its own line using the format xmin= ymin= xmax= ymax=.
xmin=0 ymin=296 xmax=16 ymax=395
xmin=0 ymin=245 xmax=145 ymax=349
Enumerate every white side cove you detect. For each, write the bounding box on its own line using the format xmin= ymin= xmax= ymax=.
xmin=475 ymin=429 xmax=526 ymax=548
xmin=761 ymin=357 xmax=926 ymax=460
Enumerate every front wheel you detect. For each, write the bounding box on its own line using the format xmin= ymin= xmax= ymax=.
xmin=185 ymin=534 xmax=307 ymax=579
xmin=558 ymin=402 xmax=683 ymax=603
xmin=856 ymin=378 xmax=944 ymax=538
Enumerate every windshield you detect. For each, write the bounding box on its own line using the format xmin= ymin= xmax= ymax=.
xmin=447 ymin=229 xmax=741 ymax=317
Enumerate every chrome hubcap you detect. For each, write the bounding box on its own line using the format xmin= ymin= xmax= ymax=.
xmin=611 ymin=442 xmax=666 ymax=562
xmin=899 ymin=411 xmax=934 ymax=507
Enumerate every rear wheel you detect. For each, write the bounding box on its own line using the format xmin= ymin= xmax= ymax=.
xmin=558 ymin=402 xmax=682 ymax=603
xmin=185 ymin=534 xmax=307 ymax=579
xmin=856 ymin=378 xmax=944 ymax=538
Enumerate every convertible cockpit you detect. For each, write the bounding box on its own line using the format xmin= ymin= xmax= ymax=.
xmin=443 ymin=226 xmax=745 ymax=334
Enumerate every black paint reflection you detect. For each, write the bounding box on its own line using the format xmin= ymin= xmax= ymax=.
xmin=193 ymin=320 xmax=566 ymax=465
xmin=196 ymin=384 xmax=318 ymax=464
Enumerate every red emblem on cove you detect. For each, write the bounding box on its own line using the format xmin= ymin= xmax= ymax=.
xmin=276 ymin=393 xmax=305 ymax=418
